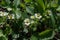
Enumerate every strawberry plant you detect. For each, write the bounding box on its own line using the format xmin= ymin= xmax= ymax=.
xmin=0 ymin=0 xmax=60 ymax=40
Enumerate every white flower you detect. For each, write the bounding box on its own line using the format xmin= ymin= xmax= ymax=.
xmin=12 ymin=14 xmax=15 ymax=19
xmin=24 ymin=18 xmax=30 ymax=26
xmin=0 ymin=11 xmax=4 ymax=16
xmin=8 ymin=15 xmax=11 ymax=19
xmin=4 ymin=12 xmax=8 ymax=16
xmin=7 ymin=8 xmax=12 ymax=11
xmin=8 ymin=14 xmax=15 ymax=19
xmin=0 ymin=11 xmax=8 ymax=16
xmin=30 ymin=16 xmax=35 ymax=19
xmin=47 ymin=10 xmax=52 ymax=15
xmin=0 ymin=11 xmax=3 ymax=14
xmin=35 ymin=13 xmax=42 ymax=19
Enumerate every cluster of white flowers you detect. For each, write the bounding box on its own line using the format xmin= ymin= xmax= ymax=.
xmin=0 ymin=11 xmax=8 ymax=16
xmin=0 ymin=11 xmax=21 ymax=20
xmin=24 ymin=13 xmax=42 ymax=26
xmin=30 ymin=13 xmax=42 ymax=19
xmin=0 ymin=11 xmax=14 ymax=19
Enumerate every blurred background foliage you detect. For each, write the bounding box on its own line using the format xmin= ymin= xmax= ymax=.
xmin=0 ymin=0 xmax=60 ymax=40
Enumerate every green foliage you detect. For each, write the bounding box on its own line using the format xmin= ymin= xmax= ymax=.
xmin=0 ymin=0 xmax=60 ymax=40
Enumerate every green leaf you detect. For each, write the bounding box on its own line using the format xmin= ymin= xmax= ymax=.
xmin=12 ymin=34 xmax=19 ymax=38
xmin=37 ymin=0 xmax=45 ymax=11
xmin=20 ymin=3 xmax=26 ymax=9
xmin=0 ymin=16 xmax=7 ymax=23
xmin=56 ymin=6 xmax=60 ymax=12
xmin=0 ymin=17 xmax=3 ymax=23
xmin=26 ymin=6 xmax=34 ymax=14
xmin=39 ymin=29 xmax=52 ymax=36
xmin=13 ymin=0 xmax=20 ymax=8
xmin=24 ymin=0 xmax=32 ymax=3
xmin=0 ymin=0 xmax=6 ymax=6
xmin=5 ymin=0 xmax=11 ymax=4
xmin=33 ymin=27 xmax=37 ymax=31
xmin=50 ymin=0 xmax=58 ymax=7
xmin=4 ymin=27 xmax=12 ymax=35
xmin=14 ymin=8 xmax=21 ymax=19
xmin=0 ymin=36 xmax=8 ymax=40
xmin=0 ymin=30 xmax=3 ymax=37
xmin=0 ymin=30 xmax=8 ymax=40
xmin=39 ymin=29 xmax=55 ymax=39
xmin=23 ymin=28 xmax=28 ymax=33
xmin=30 ymin=35 xmax=38 ymax=40
xmin=49 ymin=11 xmax=56 ymax=29
xmin=58 ymin=26 xmax=60 ymax=31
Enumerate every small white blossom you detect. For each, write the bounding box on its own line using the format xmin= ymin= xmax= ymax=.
xmin=35 ymin=13 xmax=42 ymax=19
xmin=12 ymin=14 xmax=15 ymax=19
xmin=0 ymin=11 xmax=3 ymax=13
xmin=4 ymin=12 xmax=8 ymax=16
xmin=8 ymin=15 xmax=11 ymax=19
xmin=47 ymin=10 xmax=52 ymax=15
xmin=30 ymin=16 xmax=35 ymax=19
xmin=7 ymin=8 xmax=12 ymax=11
xmin=0 ymin=11 xmax=8 ymax=16
xmin=0 ymin=11 xmax=4 ymax=16
xmin=24 ymin=18 xmax=30 ymax=26
xmin=8 ymin=14 xmax=15 ymax=19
